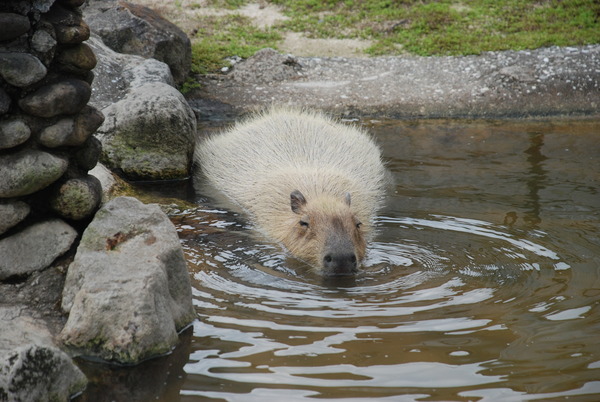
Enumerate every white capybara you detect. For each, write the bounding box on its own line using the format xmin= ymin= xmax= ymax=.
xmin=195 ymin=108 xmax=387 ymax=276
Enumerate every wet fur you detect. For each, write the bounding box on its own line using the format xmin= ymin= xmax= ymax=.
xmin=195 ymin=108 xmax=387 ymax=271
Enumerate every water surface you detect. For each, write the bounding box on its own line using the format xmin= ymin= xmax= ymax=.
xmin=78 ymin=119 xmax=600 ymax=401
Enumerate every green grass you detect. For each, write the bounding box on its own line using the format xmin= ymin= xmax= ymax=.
xmin=188 ymin=0 xmax=599 ymax=76
xmin=190 ymin=14 xmax=282 ymax=74
xmin=270 ymin=0 xmax=600 ymax=56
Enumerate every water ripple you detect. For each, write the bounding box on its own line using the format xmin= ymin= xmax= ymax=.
xmin=176 ymin=205 xmax=595 ymax=400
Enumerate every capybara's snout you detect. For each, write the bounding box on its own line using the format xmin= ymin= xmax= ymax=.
xmin=323 ymin=251 xmax=358 ymax=276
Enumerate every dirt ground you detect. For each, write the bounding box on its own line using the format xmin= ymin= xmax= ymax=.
xmin=137 ymin=0 xmax=374 ymax=57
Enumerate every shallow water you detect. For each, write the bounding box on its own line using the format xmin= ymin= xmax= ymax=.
xmin=78 ymin=119 xmax=600 ymax=401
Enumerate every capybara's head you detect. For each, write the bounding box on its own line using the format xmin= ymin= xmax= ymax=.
xmin=284 ymin=190 xmax=367 ymax=276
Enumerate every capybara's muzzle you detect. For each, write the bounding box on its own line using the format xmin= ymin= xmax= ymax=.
xmin=323 ymin=252 xmax=358 ymax=276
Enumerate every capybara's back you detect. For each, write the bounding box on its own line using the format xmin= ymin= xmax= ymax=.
xmin=196 ymin=108 xmax=387 ymax=276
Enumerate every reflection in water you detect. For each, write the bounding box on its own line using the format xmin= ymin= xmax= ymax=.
xmin=76 ymin=120 xmax=600 ymax=401
xmin=75 ymin=328 xmax=193 ymax=402
xmin=523 ymin=132 xmax=547 ymax=226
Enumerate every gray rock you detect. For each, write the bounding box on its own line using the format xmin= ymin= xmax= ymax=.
xmin=38 ymin=105 xmax=104 ymax=148
xmin=4 ymin=0 xmax=57 ymax=15
xmin=0 ymin=307 xmax=87 ymax=402
xmin=50 ymin=175 xmax=102 ymax=220
xmin=97 ymin=82 xmax=196 ymax=180
xmin=84 ymin=0 xmax=191 ymax=85
xmin=74 ymin=104 xmax=105 ymax=139
xmin=87 ymin=34 xmax=174 ymax=110
xmin=128 ymin=57 xmax=175 ymax=89
xmin=0 ymin=88 xmax=10 ymax=115
xmin=54 ymin=23 xmax=90 ymax=45
xmin=31 ymin=25 xmax=57 ymax=54
xmin=0 ymin=13 xmax=30 ymax=42
xmin=232 ymin=48 xmax=301 ymax=83
xmin=0 ymin=200 xmax=30 ymax=235
xmin=0 ymin=219 xmax=77 ymax=280
xmin=0 ymin=52 xmax=47 ymax=87
xmin=0 ymin=149 xmax=68 ymax=198
xmin=55 ymin=42 xmax=97 ymax=74
xmin=30 ymin=21 xmax=58 ymax=65
xmin=44 ymin=3 xmax=90 ymax=44
xmin=38 ymin=117 xmax=74 ymax=147
xmin=61 ymin=196 xmax=195 ymax=364
xmin=89 ymin=162 xmax=118 ymax=203
xmin=74 ymin=135 xmax=102 ymax=171
xmin=18 ymin=78 xmax=91 ymax=118
xmin=0 ymin=117 xmax=30 ymax=149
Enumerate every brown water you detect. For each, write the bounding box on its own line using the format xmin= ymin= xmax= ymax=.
xmin=78 ymin=119 xmax=600 ymax=401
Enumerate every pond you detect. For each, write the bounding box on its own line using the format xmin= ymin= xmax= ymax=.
xmin=77 ymin=118 xmax=600 ymax=401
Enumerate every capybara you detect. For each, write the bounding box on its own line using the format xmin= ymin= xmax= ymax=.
xmin=195 ymin=108 xmax=387 ymax=276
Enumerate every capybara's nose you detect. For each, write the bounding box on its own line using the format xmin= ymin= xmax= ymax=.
xmin=323 ymin=252 xmax=358 ymax=276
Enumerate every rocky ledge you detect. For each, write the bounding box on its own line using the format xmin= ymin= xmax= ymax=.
xmin=191 ymin=45 xmax=600 ymax=120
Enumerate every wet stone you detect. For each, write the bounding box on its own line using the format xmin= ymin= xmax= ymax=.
xmin=54 ymin=23 xmax=90 ymax=44
xmin=0 ymin=117 xmax=30 ymax=149
xmin=45 ymin=3 xmax=83 ymax=26
xmin=39 ymin=105 xmax=104 ymax=148
xmin=30 ymin=25 xmax=57 ymax=61
xmin=0 ymin=200 xmax=30 ymax=235
xmin=0 ymin=307 xmax=87 ymax=401
xmin=97 ymin=82 xmax=196 ymax=180
xmin=6 ymin=0 xmax=56 ymax=14
xmin=50 ymin=175 xmax=102 ymax=220
xmin=45 ymin=4 xmax=90 ymax=44
xmin=0 ymin=219 xmax=77 ymax=280
xmin=55 ymin=43 xmax=97 ymax=73
xmin=74 ymin=136 xmax=102 ymax=171
xmin=18 ymin=78 xmax=91 ymax=118
xmin=0 ymin=88 xmax=10 ymax=115
xmin=0 ymin=52 xmax=47 ymax=87
xmin=60 ymin=196 xmax=195 ymax=364
xmin=38 ymin=118 xmax=74 ymax=148
xmin=76 ymin=105 xmax=105 ymax=139
xmin=0 ymin=149 xmax=68 ymax=198
xmin=0 ymin=13 xmax=30 ymax=42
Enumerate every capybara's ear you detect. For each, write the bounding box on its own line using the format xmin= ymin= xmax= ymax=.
xmin=344 ymin=192 xmax=351 ymax=207
xmin=290 ymin=190 xmax=307 ymax=214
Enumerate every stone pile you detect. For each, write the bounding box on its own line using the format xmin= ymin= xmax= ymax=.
xmin=1 ymin=1 xmax=197 ymax=397
xmin=0 ymin=0 xmax=104 ymax=280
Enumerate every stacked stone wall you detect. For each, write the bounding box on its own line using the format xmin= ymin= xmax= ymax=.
xmin=0 ymin=0 xmax=104 ymax=280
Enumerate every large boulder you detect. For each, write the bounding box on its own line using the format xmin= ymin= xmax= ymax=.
xmin=0 ymin=307 xmax=87 ymax=401
xmin=95 ymin=81 xmax=196 ymax=180
xmin=87 ymin=35 xmax=196 ymax=180
xmin=60 ymin=196 xmax=195 ymax=364
xmin=87 ymin=34 xmax=174 ymax=110
xmin=83 ymin=0 xmax=191 ymax=85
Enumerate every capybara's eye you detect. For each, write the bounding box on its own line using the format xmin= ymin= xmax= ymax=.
xmin=356 ymin=222 xmax=362 ymax=229
xmin=299 ymin=220 xmax=309 ymax=228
